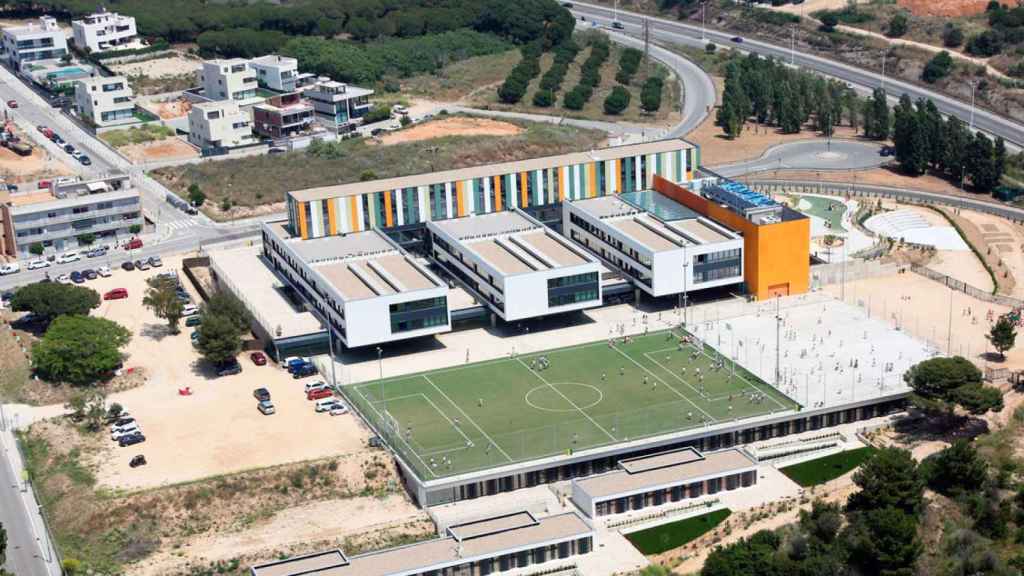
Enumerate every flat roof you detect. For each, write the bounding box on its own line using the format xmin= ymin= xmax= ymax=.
xmin=570 ymin=195 xmax=640 ymax=219
xmin=250 ymin=54 xmax=297 ymax=67
xmin=289 ymin=230 xmax=395 ymax=264
xmin=572 ymin=191 xmax=737 ymax=249
xmin=448 ymin=511 xmax=538 ymax=541
xmin=518 ymin=232 xmax=587 ymax=267
xmin=431 ymin=211 xmax=538 ymax=241
xmin=574 ymin=448 xmax=756 ymax=500
xmin=669 ymin=219 xmax=731 ymax=244
xmin=250 ymin=512 xmax=591 ymax=576
xmin=291 ymin=139 xmax=695 ymax=203
xmin=473 ymin=239 xmax=536 ymax=274
xmin=611 ymin=218 xmax=682 ymax=251
xmin=251 ymin=550 xmax=348 ymax=576
xmin=9 ymin=189 xmax=138 ymax=214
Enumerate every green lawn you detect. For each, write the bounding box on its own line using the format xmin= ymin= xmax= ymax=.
xmin=789 ymin=194 xmax=847 ymax=232
xmin=780 ymin=446 xmax=878 ymax=487
xmin=626 ymin=509 xmax=732 ymax=555
xmin=341 ymin=329 xmax=798 ymax=479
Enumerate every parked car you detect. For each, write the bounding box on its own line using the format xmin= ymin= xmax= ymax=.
xmin=292 ymin=363 xmax=317 ymax=378
xmin=104 ymin=410 xmax=131 ymax=424
xmin=62 ymin=143 xmax=75 ymax=154
xmin=190 ymin=331 xmax=200 ymax=346
xmin=121 ymin=260 xmax=135 ymax=271
xmin=368 ymin=436 xmax=384 ymax=448
xmin=250 ymin=351 xmax=267 ymax=366
xmin=83 ymin=269 xmax=97 ymax=280
xmin=329 ymin=404 xmax=349 ymax=416
xmin=104 ymin=288 xmax=128 ymax=300
xmin=109 ymin=417 xmax=135 ymax=429
xmin=257 ymin=400 xmax=275 ymax=415
xmin=216 ymin=358 xmax=242 ymax=377
xmin=304 ymin=380 xmax=329 ymax=394
xmin=308 ymin=388 xmax=334 ymax=401
xmin=181 ymin=304 xmax=199 ymax=316
xmin=135 ymin=259 xmax=150 ymax=271
xmin=315 ymin=397 xmax=342 ymax=412
xmin=97 ymin=265 xmax=111 ymax=277
xmin=184 ymin=315 xmax=201 ymax=327
xmin=119 ymin=433 xmax=145 ymax=447
xmin=612 ymin=20 xmax=624 ymax=29
xmin=6 ymin=99 xmax=16 ymax=108
xmin=125 ymin=238 xmax=143 ymax=250
xmin=0 ymin=262 xmax=19 ymax=275
xmin=79 ymin=155 xmax=91 ymax=166
xmin=148 ymin=255 xmax=162 ymax=267
xmin=69 ymin=271 xmax=84 ymax=284
xmin=129 ymin=455 xmax=147 ymax=467
xmin=267 ymin=147 xmax=286 ymax=155
xmin=253 ymin=388 xmax=271 ymax=402
xmin=51 ymin=134 xmax=64 ymax=145
xmin=86 ymin=246 xmax=108 ymax=258
xmin=56 ymin=274 xmax=72 ymax=284
xmin=27 ymin=259 xmax=49 ymax=270
xmin=112 ymin=426 xmax=140 ymax=441
xmin=56 ymin=251 xmax=80 ymax=264
xmin=285 ymin=357 xmax=311 ymax=373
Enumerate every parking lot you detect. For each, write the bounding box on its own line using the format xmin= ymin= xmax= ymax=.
xmin=76 ymin=254 xmax=369 ymax=490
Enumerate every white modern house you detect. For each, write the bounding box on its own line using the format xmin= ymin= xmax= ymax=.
xmin=71 ymin=9 xmax=138 ymax=53
xmin=1 ymin=16 xmax=68 ymax=69
xmin=262 ymin=220 xmax=451 ymax=349
xmin=200 ymin=59 xmax=261 ymax=106
xmin=304 ymin=80 xmax=373 ymax=133
xmin=187 ymin=100 xmax=255 ymax=151
xmin=249 ymin=54 xmax=315 ymax=93
xmin=428 ymin=210 xmax=602 ymax=323
xmin=564 ymin=191 xmax=744 ymax=298
xmin=74 ymin=75 xmax=136 ymax=127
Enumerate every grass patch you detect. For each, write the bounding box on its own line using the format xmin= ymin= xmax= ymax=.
xmin=400 ymin=50 xmax=521 ymax=101
xmin=100 ymin=124 xmax=175 ymax=148
xmin=626 ymin=509 xmax=732 ymax=555
xmin=780 ymin=446 xmax=877 ymax=486
xmin=151 ymin=117 xmax=606 ymax=218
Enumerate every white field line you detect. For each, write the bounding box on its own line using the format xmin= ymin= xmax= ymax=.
xmin=424 ymin=375 xmax=515 ymax=463
xmin=353 ymin=383 xmax=438 ymax=479
xmin=517 ymin=358 xmax=618 ymax=442
xmin=610 ymin=343 xmax=715 ymax=423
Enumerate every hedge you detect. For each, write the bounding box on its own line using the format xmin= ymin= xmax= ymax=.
xmin=641 ymin=76 xmax=664 ymax=112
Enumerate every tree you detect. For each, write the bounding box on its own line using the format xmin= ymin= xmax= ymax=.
xmin=187 ymin=183 xmax=206 ymax=207
xmin=29 ymin=242 xmax=43 ymax=256
xmin=892 ymin=94 xmax=927 ymax=175
xmin=603 ymin=86 xmax=631 ymax=115
xmin=641 ymin=77 xmax=664 ymax=113
xmin=968 ymin=131 xmax=1001 ymax=192
xmin=819 ymin=12 xmax=839 ymax=32
xmin=563 ymin=87 xmax=586 ymax=110
xmin=922 ymin=51 xmax=954 ymax=83
xmin=863 ymin=88 xmax=890 ymax=140
xmin=799 ymin=500 xmax=843 ymax=545
xmin=10 ymin=283 xmax=100 ymax=323
xmin=532 ymin=88 xmax=554 ymax=107
xmin=942 ymin=23 xmax=964 ymax=47
xmin=988 ymin=314 xmax=1017 ymax=359
xmin=195 ymin=312 xmax=244 ymax=365
xmin=143 ymin=276 xmax=184 ymax=334
xmin=705 ymin=42 xmax=717 ymax=54
xmin=847 ymin=447 xmax=923 ymax=516
xmin=887 ymin=12 xmax=908 ymax=38
xmin=76 ymin=233 xmax=96 ymax=246
xmin=843 ymin=507 xmax=922 ymax=576
xmin=32 ymin=316 xmax=130 ymax=386
xmin=904 ymin=356 xmax=1003 ymax=416
xmin=966 ymin=30 xmax=1003 ymax=57
xmin=129 ymin=224 xmax=142 ymax=234
xmin=923 ymin=440 xmax=988 ymax=496
xmin=203 ymin=291 xmax=251 ymax=335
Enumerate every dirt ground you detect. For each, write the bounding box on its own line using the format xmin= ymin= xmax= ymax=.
xmin=771 ymin=0 xmax=853 ymax=14
xmin=0 ymin=141 xmax=74 ymax=183
xmin=110 ymin=54 xmax=201 ymax=80
xmin=897 ymin=0 xmax=1001 ymax=17
xmin=373 ymin=117 xmax=523 ymax=146
xmin=119 ymin=138 xmax=199 ymax=164
xmin=75 ymin=253 xmax=373 ymax=490
xmin=955 ymin=209 xmax=1024 ymax=300
xmin=152 ymin=99 xmax=192 ymax=120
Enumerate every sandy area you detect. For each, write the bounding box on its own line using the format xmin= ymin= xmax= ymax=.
xmin=76 ymin=253 xmax=372 ymax=490
xmin=120 ymin=138 xmax=199 ymax=163
xmin=955 ymin=209 xmax=1024 ymax=300
xmin=928 ymin=250 xmax=995 ymax=292
xmin=898 ymin=0 xmax=1002 ymax=17
xmin=110 ymin=54 xmax=201 ymax=80
xmin=135 ymin=494 xmax=428 ymax=576
xmin=151 ymin=99 xmax=192 ymax=120
xmin=373 ymin=117 xmax=523 ymax=146
xmin=771 ymin=0 xmax=853 ymax=14
xmin=0 ymin=140 xmax=74 ymax=183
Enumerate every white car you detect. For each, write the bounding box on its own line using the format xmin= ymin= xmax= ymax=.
xmin=315 ymin=398 xmax=342 ymax=413
xmin=26 ymin=259 xmax=49 ymax=270
xmin=329 ymin=404 xmax=349 ymax=416
xmin=96 ymin=265 xmax=111 ymax=277
xmin=56 ymin=251 xmax=80 ymax=264
xmin=111 ymin=424 xmax=140 ymax=440
xmin=0 ymin=262 xmax=19 ymax=275
xmin=304 ymin=381 xmax=329 ymax=394
xmin=181 ymin=304 xmax=199 ymax=317
xmin=55 ymin=273 xmax=71 ymax=284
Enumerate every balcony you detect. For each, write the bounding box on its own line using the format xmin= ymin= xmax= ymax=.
xmin=15 ymin=214 xmax=142 ymax=245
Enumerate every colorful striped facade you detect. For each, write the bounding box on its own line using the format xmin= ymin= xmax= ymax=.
xmin=287 ymin=139 xmax=699 ymax=240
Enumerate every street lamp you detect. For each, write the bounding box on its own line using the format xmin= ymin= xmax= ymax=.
xmin=377 ymin=346 xmax=384 ymax=409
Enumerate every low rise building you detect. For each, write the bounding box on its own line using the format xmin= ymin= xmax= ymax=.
xmin=250 ymin=510 xmax=593 ymax=576
xmin=252 ymin=92 xmax=314 ymax=139
xmin=74 ymin=75 xmax=136 ymax=127
xmin=262 ymin=221 xmax=451 ymax=349
xmin=0 ymin=175 xmax=141 ymax=258
xmin=200 ymin=58 xmax=261 ymax=106
xmin=428 ymin=210 xmax=602 ymax=322
xmin=249 ymin=54 xmax=315 ymax=93
xmin=570 ymin=447 xmax=757 ymax=518
xmin=564 ymin=191 xmax=744 ymax=298
xmin=71 ymin=9 xmax=138 ymax=53
xmin=1 ymin=16 xmax=68 ymax=70
xmin=187 ymin=100 xmax=255 ymax=151
xmin=305 ymin=80 xmax=373 ymax=133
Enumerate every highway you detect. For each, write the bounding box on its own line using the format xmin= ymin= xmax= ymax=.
xmin=571 ymin=1 xmax=1024 ymax=149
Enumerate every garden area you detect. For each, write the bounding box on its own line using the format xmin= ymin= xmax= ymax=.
xmin=626 ymin=509 xmax=732 ymax=555
xmin=779 ymin=446 xmax=878 ymax=487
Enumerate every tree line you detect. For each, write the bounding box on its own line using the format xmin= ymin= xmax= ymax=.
xmin=719 ymin=53 xmax=1011 ymax=194
xmin=564 ymin=37 xmax=611 ymax=111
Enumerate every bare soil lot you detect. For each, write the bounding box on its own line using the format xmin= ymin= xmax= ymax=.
xmin=0 ymin=140 xmax=74 ymax=183
xmin=110 ymin=54 xmax=201 ymax=80
xmin=120 ymin=138 xmax=199 ymax=164
xmin=373 ymin=116 xmax=522 ymax=146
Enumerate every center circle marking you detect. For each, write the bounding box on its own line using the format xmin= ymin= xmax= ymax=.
xmin=525 ymin=382 xmax=604 ymax=413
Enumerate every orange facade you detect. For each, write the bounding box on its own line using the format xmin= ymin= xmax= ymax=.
xmin=653 ymin=176 xmax=810 ymax=301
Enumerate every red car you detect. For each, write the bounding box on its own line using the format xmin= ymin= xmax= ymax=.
xmin=307 ymin=388 xmax=333 ymax=401
xmin=103 ymin=288 xmax=128 ymax=300
xmin=250 ymin=351 xmax=267 ymax=366
xmin=124 ymin=237 xmax=143 ymax=250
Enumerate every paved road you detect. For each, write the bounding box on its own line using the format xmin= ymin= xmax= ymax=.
xmin=571 ymin=2 xmax=1024 ymax=149
xmin=711 ymin=139 xmax=888 ymax=177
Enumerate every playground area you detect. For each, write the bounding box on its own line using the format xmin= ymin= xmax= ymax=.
xmin=342 ymin=329 xmax=798 ymax=480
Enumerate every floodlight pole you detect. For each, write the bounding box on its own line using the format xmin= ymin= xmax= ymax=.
xmin=377 ymin=346 xmax=384 ymax=410
xmin=775 ymin=296 xmax=781 ymax=388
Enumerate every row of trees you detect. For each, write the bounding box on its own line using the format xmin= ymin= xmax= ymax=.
xmin=533 ymin=40 xmax=582 ymax=108
xmin=563 ymin=38 xmax=611 ymax=111
xmin=498 ymin=42 xmax=543 ymax=105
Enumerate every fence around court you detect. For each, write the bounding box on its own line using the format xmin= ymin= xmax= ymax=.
xmin=910 ymin=265 xmax=1024 ymax=308
xmin=810 ymin=260 xmax=900 ymax=288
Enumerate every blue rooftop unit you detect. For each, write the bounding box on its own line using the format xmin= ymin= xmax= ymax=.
xmin=702 ymin=177 xmax=782 ymax=220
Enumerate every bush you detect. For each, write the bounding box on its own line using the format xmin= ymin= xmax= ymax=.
xmin=196 ymin=28 xmax=291 ymax=59
xmin=563 ymin=38 xmax=609 ymax=109
xmin=29 ymin=242 xmax=43 ymax=256
xmin=532 ymin=88 xmax=554 ymax=107
xmin=641 ymin=76 xmax=664 ymax=112
xmin=362 ymin=105 xmax=392 ymax=124
xmin=615 ymin=47 xmax=643 ymax=86
xmin=603 ymin=86 xmax=631 ymax=115
xmin=942 ymin=23 xmax=964 ymax=47
xmin=399 ymin=114 xmax=412 ymax=127
xmin=966 ymin=30 xmax=1004 ymax=56
xmin=498 ymin=43 xmax=544 ymax=104
xmin=537 ymin=39 xmax=580 ymax=94
xmin=187 ymin=183 xmax=206 ymax=207
xmin=129 ymin=224 xmax=142 ymax=234
xmin=705 ymin=42 xmax=717 ymax=54
xmin=819 ymin=12 xmax=839 ymax=32
xmin=922 ymin=51 xmax=954 ymax=83
xmin=76 ymin=233 xmax=95 ymax=246
xmin=886 ymin=12 xmax=908 ymax=38
xmin=563 ymin=87 xmax=587 ymax=110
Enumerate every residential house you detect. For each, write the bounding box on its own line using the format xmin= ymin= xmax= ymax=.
xmin=1 ymin=16 xmax=68 ymax=70
xmin=187 ymin=100 xmax=255 ymax=151
xmin=304 ymin=80 xmax=373 ymax=133
xmin=252 ymin=92 xmax=314 ymax=139
xmin=74 ymin=75 xmax=136 ymax=127
xmin=71 ymin=9 xmax=138 ymax=53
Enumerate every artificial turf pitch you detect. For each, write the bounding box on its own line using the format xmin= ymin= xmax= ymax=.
xmin=344 ymin=329 xmax=799 ymax=479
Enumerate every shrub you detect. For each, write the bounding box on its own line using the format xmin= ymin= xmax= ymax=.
xmin=129 ymin=224 xmax=142 ymax=234
xmin=537 ymin=39 xmax=580 ymax=94
xmin=942 ymin=23 xmax=964 ymax=47
xmin=399 ymin=114 xmax=411 ymax=127
xmin=615 ymin=47 xmax=643 ymax=86
xmin=819 ymin=12 xmax=839 ymax=32
xmin=705 ymin=42 xmax=717 ymax=54
xmin=966 ymin=30 xmax=1004 ymax=56
xmin=497 ymin=43 xmax=544 ymax=104
xmin=76 ymin=233 xmax=95 ymax=246
xmin=362 ymin=105 xmax=392 ymax=124
xmin=532 ymin=88 xmax=554 ymax=107
xmin=29 ymin=242 xmax=43 ymax=256
xmin=603 ymin=86 xmax=631 ymax=115
xmin=641 ymin=76 xmax=664 ymax=112
xmin=562 ymin=38 xmax=609 ymax=109
xmin=922 ymin=51 xmax=954 ymax=83
xmin=886 ymin=12 xmax=908 ymax=38
xmin=187 ymin=183 xmax=206 ymax=207
xmin=563 ymin=87 xmax=587 ymax=110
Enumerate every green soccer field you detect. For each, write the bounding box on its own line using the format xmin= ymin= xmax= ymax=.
xmin=342 ymin=329 xmax=799 ymax=479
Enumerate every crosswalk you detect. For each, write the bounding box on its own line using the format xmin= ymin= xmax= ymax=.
xmin=163 ymin=218 xmax=202 ymax=231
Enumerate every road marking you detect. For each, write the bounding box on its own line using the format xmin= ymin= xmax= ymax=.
xmin=517 ymin=358 xmax=618 ymax=442
xmin=424 ymin=375 xmax=514 ymax=463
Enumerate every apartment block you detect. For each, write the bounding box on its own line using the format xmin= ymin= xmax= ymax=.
xmin=262 ymin=222 xmax=451 ymax=349
xmin=187 ymin=100 xmax=255 ymax=151
xmin=71 ymin=9 xmax=138 ymax=53
xmin=249 ymin=54 xmax=315 ymax=93
xmin=304 ymin=80 xmax=373 ymax=133
xmin=200 ymin=59 xmax=261 ymax=106
xmin=0 ymin=175 xmax=141 ymax=257
xmin=252 ymin=92 xmax=314 ymax=139
xmin=74 ymin=75 xmax=136 ymax=127
xmin=1 ymin=16 xmax=68 ymax=69
xmin=428 ymin=210 xmax=602 ymax=322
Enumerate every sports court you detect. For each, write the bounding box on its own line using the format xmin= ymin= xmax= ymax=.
xmin=342 ymin=330 xmax=799 ymax=480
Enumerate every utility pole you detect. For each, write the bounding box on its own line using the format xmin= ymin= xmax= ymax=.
xmin=969 ymin=80 xmax=977 ymax=131
xmin=881 ymin=50 xmax=886 ymax=92
xmin=643 ymin=17 xmax=650 ymax=65
xmin=775 ymin=296 xmax=782 ymax=388
xmin=701 ymin=1 xmax=706 ymax=44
